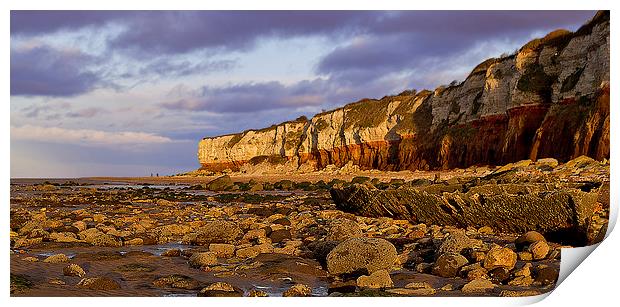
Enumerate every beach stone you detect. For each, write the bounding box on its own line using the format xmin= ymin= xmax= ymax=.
xmin=271 ymin=217 xmax=291 ymax=226
xmin=161 ymin=249 xmax=181 ymax=257
xmin=63 ymin=264 xmax=86 ymax=277
xmin=269 ymin=229 xmax=292 ymax=243
xmin=152 ymin=274 xmax=201 ymax=290
xmin=514 ymin=263 xmax=532 ymax=277
xmin=432 ymin=253 xmax=468 ymax=278
xmin=489 ymin=267 xmax=511 ymax=283
xmin=535 ymin=267 xmax=559 ymax=285
xmin=189 ymin=252 xmax=218 ymax=268
xmin=461 ymin=279 xmax=496 ymax=293
xmin=282 ymin=284 xmax=312 ymax=297
xmin=22 ymin=256 xmax=38 ymax=262
xmin=191 ymin=221 xmax=241 ymax=245
xmin=515 ymin=231 xmax=546 ymax=251
xmin=248 ymin=289 xmax=269 ymax=297
xmin=483 ymin=246 xmax=517 ymax=270
xmin=235 ymin=243 xmax=273 ymax=259
xmin=206 ymin=175 xmax=233 ymax=191
xmin=209 ymin=243 xmax=235 ymax=258
xmin=528 ymin=241 xmax=550 ymax=260
xmin=356 ymin=269 xmax=393 ymax=289
xmin=43 ymin=253 xmax=69 ymax=263
xmin=325 ymin=219 xmax=363 ymax=241
xmin=77 ymin=277 xmax=121 ymax=290
xmin=508 ymin=276 xmax=534 ymax=287
xmin=518 ymin=251 xmax=533 ymax=261
xmin=91 ymin=234 xmax=122 ymax=247
xmin=198 ymin=282 xmax=243 ymax=297
xmin=124 ymin=238 xmax=143 ymax=246
xmin=478 ymin=226 xmax=494 ymax=234
xmin=72 ymin=221 xmax=87 ymax=232
xmin=437 ymin=232 xmax=482 ymax=255
xmin=326 ymin=237 xmax=398 ymax=276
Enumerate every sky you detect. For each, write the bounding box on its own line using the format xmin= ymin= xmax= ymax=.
xmin=10 ymin=10 xmax=596 ymax=178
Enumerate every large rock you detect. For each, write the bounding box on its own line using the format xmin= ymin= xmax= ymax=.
xmin=356 ymin=270 xmax=394 ymax=289
xmin=43 ymin=254 xmax=69 ymax=263
xmin=432 ymin=253 xmax=469 ymax=278
xmin=282 ymin=284 xmax=312 ymax=297
xmin=188 ymin=252 xmax=218 ymax=268
xmin=483 ymin=246 xmax=517 ymax=270
xmin=515 ymin=231 xmax=546 ymax=250
xmin=188 ymin=221 xmax=241 ymax=245
xmin=205 ymin=175 xmax=233 ymax=191
xmin=326 ymin=237 xmax=398 ymax=276
xmin=77 ymin=277 xmax=121 ymax=290
xmin=63 ymin=264 xmax=86 ymax=277
xmin=437 ymin=232 xmax=483 ymax=255
xmin=325 ymin=219 xmax=363 ymax=241
xmin=198 ymin=282 xmax=243 ymax=297
xmin=330 ymin=183 xmax=599 ymax=245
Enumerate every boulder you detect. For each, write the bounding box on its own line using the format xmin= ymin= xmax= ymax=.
xmin=77 ymin=277 xmax=121 ymax=290
xmin=188 ymin=252 xmax=218 ymax=268
xmin=515 ymin=231 xmax=546 ymax=251
xmin=483 ymin=246 xmax=517 ymax=270
xmin=431 ymin=253 xmax=469 ymax=278
xmin=63 ymin=264 xmax=86 ymax=277
xmin=198 ymin=282 xmax=243 ymax=297
xmin=326 ymin=238 xmax=398 ymax=276
xmin=461 ymin=279 xmax=496 ymax=293
xmin=437 ymin=232 xmax=482 ymax=255
xmin=535 ymin=267 xmax=559 ymax=285
xmin=189 ymin=221 xmax=241 ymax=245
xmin=205 ymin=175 xmax=234 ymax=191
xmin=235 ymin=243 xmax=273 ymax=259
xmin=325 ymin=219 xmax=363 ymax=241
xmin=282 ymin=284 xmax=312 ymax=297
xmin=528 ymin=241 xmax=550 ymax=260
xmin=209 ymin=243 xmax=235 ymax=258
xmin=356 ymin=269 xmax=394 ymax=289
xmin=43 ymin=254 xmax=69 ymax=263
xmin=269 ymin=229 xmax=292 ymax=243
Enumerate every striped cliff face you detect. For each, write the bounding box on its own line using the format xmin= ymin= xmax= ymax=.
xmin=198 ymin=12 xmax=609 ymax=173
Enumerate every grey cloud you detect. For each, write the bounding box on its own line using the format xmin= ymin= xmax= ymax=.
xmin=11 ymin=46 xmax=101 ymax=97
xmin=161 ymin=79 xmax=329 ymax=113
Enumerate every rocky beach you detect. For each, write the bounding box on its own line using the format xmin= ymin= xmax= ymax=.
xmin=10 ymin=156 xmax=609 ymax=297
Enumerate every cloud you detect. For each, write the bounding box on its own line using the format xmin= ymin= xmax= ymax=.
xmin=160 ymin=79 xmax=329 ymax=113
xmin=10 ymin=11 xmax=124 ymax=36
xmin=12 ymin=11 xmax=595 ymax=59
xmin=10 ymin=45 xmax=101 ymax=97
xmin=316 ymin=11 xmax=596 ymax=82
xmin=134 ymin=58 xmax=237 ymax=79
xmin=65 ymin=107 xmax=108 ymax=118
xmin=11 ymin=125 xmax=174 ymax=147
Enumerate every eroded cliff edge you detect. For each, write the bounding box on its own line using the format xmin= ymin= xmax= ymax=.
xmin=198 ymin=12 xmax=609 ymax=173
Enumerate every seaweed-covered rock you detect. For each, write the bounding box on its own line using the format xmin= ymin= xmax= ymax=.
xmin=331 ymin=184 xmax=599 ymax=245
